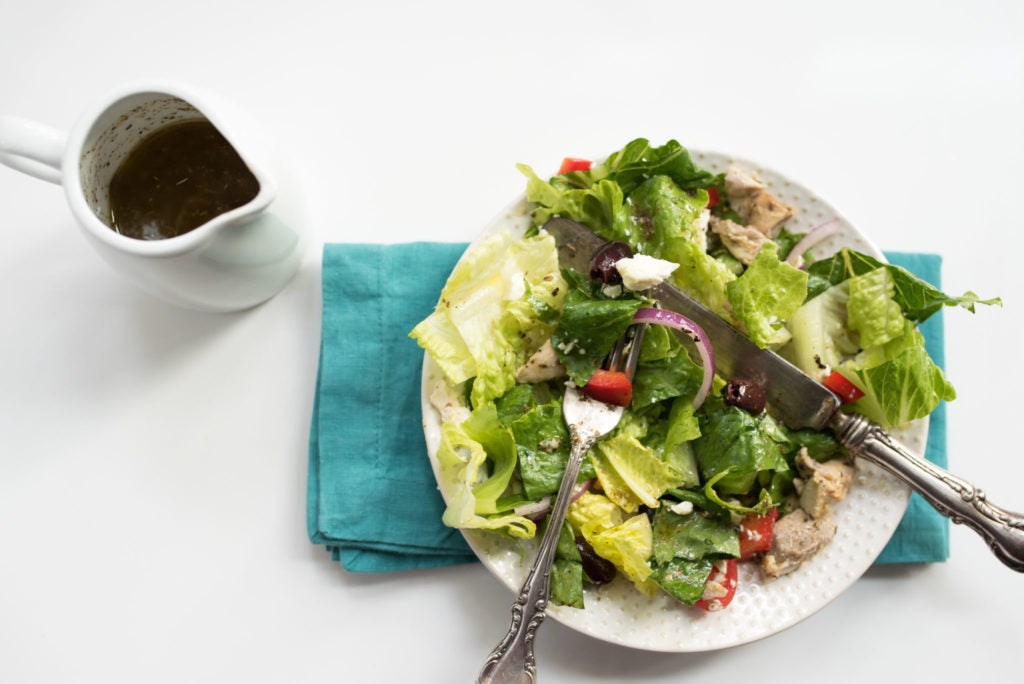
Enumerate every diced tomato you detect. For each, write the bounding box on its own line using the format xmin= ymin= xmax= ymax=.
xmin=706 ymin=186 xmax=720 ymax=208
xmin=558 ymin=157 xmax=592 ymax=174
xmin=738 ymin=507 xmax=779 ymax=560
xmin=823 ymin=371 xmax=865 ymax=403
xmin=582 ymin=369 xmax=632 ymax=407
xmin=695 ymin=558 xmax=738 ymax=612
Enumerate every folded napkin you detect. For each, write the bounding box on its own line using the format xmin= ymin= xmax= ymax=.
xmin=308 ymin=244 xmax=949 ymax=572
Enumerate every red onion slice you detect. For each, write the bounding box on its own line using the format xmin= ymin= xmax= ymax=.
xmin=515 ymin=496 xmax=550 ymax=520
xmin=631 ymin=307 xmax=715 ymax=408
xmin=786 ymin=218 xmax=839 ymax=267
xmin=570 ymin=479 xmax=593 ymax=503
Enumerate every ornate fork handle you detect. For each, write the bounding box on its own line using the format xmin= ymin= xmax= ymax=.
xmin=476 ymin=435 xmax=593 ymax=684
xmin=830 ymin=412 xmax=1024 ymax=572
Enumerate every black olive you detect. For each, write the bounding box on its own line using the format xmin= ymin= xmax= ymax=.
xmin=575 ymin=536 xmax=616 ymax=585
xmin=589 ymin=241 xmax=633 ymax=285
xmin=724 ymin=377 xmax=767 ymax=415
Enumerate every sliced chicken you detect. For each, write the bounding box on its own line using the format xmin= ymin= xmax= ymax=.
xmin=745 ymin=191 xmax=796 ymax=238
xmin=761 ymin=509 xmax=837 ymax=579
xmin=724 ymin=166 xmax=766 ymax=198
xmin=515 ymin=340 xmax=566 ymax=383
xmin=795 ymin=448 xmax=856 ymax=519
xmin=710 ymin=217 xmax=771 ymax=266
xmin=722 ymin=165 xmax=796 ymax=238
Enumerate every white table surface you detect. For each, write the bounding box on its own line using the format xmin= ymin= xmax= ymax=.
xmin=1 ymin=1 xmax=1022 ymax=682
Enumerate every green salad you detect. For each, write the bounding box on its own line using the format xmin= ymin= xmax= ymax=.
xmin=412 ymin=139 xmax=998 ymax=611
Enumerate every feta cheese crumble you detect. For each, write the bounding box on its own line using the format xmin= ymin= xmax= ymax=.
xmin=614 ymin=254 xmax=679 ymax=291
xmin=668 ymin=500 xmax=694 ymax=515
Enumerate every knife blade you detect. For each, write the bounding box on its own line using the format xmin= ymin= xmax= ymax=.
xmin=542 ymin=216 xmax=1024 ymax=572
xmin=542 ymin=216 xmax=840 ymax=430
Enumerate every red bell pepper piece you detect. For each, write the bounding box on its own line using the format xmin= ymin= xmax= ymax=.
xmin=823 ymin=371 xmax=865 ymax=403
xmin=558 ymin=157 xmax=592 ymax=174
xmin=706 ymin=186 xmax=720 ymax=208
xmin=695 ymin=558 xmax=738 ymax=611
xmin=738 ymin=507 xmax=779 ymax=560
xmin=582 ymin=369 xmax=632 ymax=407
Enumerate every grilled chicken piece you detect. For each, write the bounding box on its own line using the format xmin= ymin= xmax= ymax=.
xmin=795 ymin=448 xmax=856 ymax=519
xmin=722 ymin=165 xmax=796 ymax=238
xmin=761 ymin=509 xmax=837 ymax=578
xmin=745 ymin=191 xmax=796 ymax=238
xmin=710 ymin=217 xmax=771 ymax=265
xmin=724 ymin=166 xmax=766 ymax=197
xmin=515 ymin=340 xmax=566 ymax=383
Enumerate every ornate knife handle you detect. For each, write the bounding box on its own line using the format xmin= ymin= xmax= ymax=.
xmin=830 ymin=412 xmax=1024 ymax=572
xmin=476 ymin=438 xmax=591 ymax=684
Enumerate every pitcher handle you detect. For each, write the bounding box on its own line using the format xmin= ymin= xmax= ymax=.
xmin=0 ymin=115 xmax=67 ymax=184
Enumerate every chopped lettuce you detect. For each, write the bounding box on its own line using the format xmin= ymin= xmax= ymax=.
xmin=651 ymin=507 xmax=739 ymax=563
xmin=631 ymin=331 xmax=704 ymax=408
xmin=692 ymin=403 xmax=790 ymax=497
xmin=649 ymin=557 xmax=714 ymax=606
xmin=435 ymin=405 xmax=536 ymax=539
xmin=806 ymin=248 xmax=1000 ymax=321
xmin=551 ymin=559 xmax=585 ymax=608
xmin=846 ymin=267 xmax=907 ymax=348
xmin=840 ymin=328 xmax=956 ymax=429
xmin=726 ymin=242 xmax=809 ymax=349
xmin=411 ymin=229 xmax=567 ymax=406
xmin=548 ymin=519 xmax=584 ymax=608
xmin=557 ymin=138 xmax=717 ymax=195
xmin=569 ymin=492 xmax=657 ymax=596
xmin=623 ymin=175 xmax=709 ymax=256
xmin=550 ymin=270 xmax=645 ymax=385
xmin=589 ymin=432 xmax=683 ymax=512
xmin=518 ymin=164 xmax=631 ymax=237
xmin=782 ymin=281 xmax=858 ymax=380
xmin=507 ymin=398 xmax=596 ymax=499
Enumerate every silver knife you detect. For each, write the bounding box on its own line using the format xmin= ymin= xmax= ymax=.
xmin=543 ymin=216 xmax=1024 ymax=572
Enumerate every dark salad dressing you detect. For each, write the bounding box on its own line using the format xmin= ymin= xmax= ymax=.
xmin=107 ymin=120 xmax=259 ymax=240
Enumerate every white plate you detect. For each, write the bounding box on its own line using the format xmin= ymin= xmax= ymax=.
xmin=421 ymin=150 xmax=921 ymax=652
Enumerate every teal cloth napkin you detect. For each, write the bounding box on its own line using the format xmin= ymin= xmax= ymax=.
xmin=307 ymin=244 xmax=949 ymax=571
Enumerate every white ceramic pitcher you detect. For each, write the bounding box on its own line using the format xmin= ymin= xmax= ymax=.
xmin=0 ymin=81 xmax=311 ymax=312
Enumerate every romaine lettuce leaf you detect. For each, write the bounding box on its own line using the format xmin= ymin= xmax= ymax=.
xmin=436 ymin=405 xmax=536 ymax=539
xmin=631 ymin=335 xmax=704 ymax=408
xmin=559 ymin=138 xmax=717 ymax=196
xmin=649 ymin=557 xmax=714 ymax=606
xmin=623 ymin=175 xmax=710 ymax=255
xmin=550 ymin=270 xmax=645 ymax=385
xmin=806 ymin=248 xmax=1000 ymax=322
xmin=662 ymin=237 xmax=738 ymax=323
xmin=590 ymin=432 xmax=683 ymax=512
xmin=547 ymin=519 xmax=584 ymax=608
xmin=840 ymin=328 xmax=956 ymax=428
xmin=518 ymin=164 xmax=631 ymax=237
xmin=846 ymin=267 xmax=907 ymax=348
xmin=568 ymin=491 xmax=624 ymax=532
xmin=692 ymin=404 xmax=790 ymax=496
xmin=411 ymin=229 xmax=567 ymax=407
xmin=726 ymin=242 xmax=808 ymax=349
xmin=651 ymin=507 xmax=740 ymax=563
xmin=569 ymin=492 xmax=657 ymax=596
xmin=507 ymin=399 xmax=596 ymax=499
xmin=781 ymin=281 xmax=858 ymax=380
xmin=551 ymin=559 xmax=584 ymax=608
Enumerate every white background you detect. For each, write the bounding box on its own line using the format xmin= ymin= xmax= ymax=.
xmin=1 ymin=1 xmax=1022 ymax=682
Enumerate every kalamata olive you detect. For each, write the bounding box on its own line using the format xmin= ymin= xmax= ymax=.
xmin=590 ymin=240 xmax=633 ymax=285
xmin=724 ymin=377 xmax=767 ymax=415
xmin=575 ymin=536 xmax=616 ymax=585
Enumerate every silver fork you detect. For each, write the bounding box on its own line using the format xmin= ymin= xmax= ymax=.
xmin=477 ymin=324 xmax=646 ymax=684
